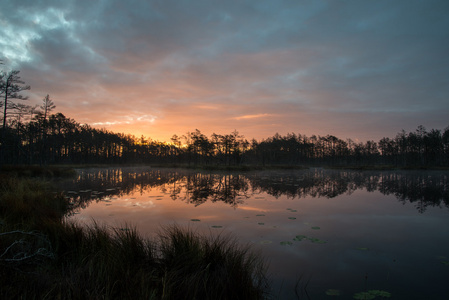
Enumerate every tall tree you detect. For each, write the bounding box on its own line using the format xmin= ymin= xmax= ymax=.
xmin=1 ymin=70 xmax=30 ymax=129
xmin=40 ymin=94 xmax=56 ymax=121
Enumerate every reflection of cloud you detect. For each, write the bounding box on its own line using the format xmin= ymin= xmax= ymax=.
xmin=234 ymin=114 xmax=272 ymax=120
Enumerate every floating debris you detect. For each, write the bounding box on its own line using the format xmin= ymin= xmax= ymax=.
xmin=258 ymin=223 xmax=265 ymax=225
xmin=190 ymin=219 xmax=201 ymax=222
xmin=357 ymin=247 xmax=369 ymax=251
xmin=288 ymin=217 xmax=296 ymax=220
xmin=311 ymin=226 xmax=320 ymax=230
xmin=211 ymin=225 xmax=223 ymax=228
xmin=256 ymin=214 xmax=265 ymax=217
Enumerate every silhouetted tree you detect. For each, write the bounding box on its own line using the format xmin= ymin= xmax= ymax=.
xmin=40 ymin=94 xmax=56 ymax=121
xmin=1 ymin=70 xmax=30 ymax=129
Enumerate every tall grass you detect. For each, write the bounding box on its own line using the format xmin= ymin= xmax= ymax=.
xmin=0 ymin=175 xmax=269 ymax=299
xmin=158 ymin=225 xmax=268 ymax=299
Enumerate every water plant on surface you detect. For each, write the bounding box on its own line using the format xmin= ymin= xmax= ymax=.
xmin=280 ymin=241 xmax=293 ymax=246
xmin=326 ymin=289 xmax=341 ymax=296
xmin=353 ymin=290 xmax=391 ymax=299
xmin=292 ymin=235 xmax=326 ymax=244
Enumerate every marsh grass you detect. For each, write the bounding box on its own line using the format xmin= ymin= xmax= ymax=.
xmin=158 ymin=225 xmax=268 ymax=299
xmin=0 ymin=165 xmax=77 ymax=178
xmin=0 ymin=176 xmax=269 ymax=299
xmin=0 ymin=175 xmax=69 ymax=227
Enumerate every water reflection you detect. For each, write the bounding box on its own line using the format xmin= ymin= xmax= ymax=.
xmin=60 ymin=168 xmax=449 ymax=213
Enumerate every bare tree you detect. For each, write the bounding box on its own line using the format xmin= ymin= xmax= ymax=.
xmin=1 ymin=70 xmax=30 ymax=129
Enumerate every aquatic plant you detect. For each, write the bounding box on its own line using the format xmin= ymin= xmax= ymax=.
xmin=0 ymin=177 xmax=269 ymax=299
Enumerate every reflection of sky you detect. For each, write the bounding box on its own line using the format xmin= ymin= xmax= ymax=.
xmin=67 ymin=169 xmax=449 ymax=299
xmin=2 ymin=1 xmax=449 ymax=142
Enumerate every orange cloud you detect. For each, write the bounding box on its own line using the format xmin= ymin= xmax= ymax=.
xmin=233 ymin=113 xmax=272 ymax=120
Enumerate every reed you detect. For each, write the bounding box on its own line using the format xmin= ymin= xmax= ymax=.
xmin=158 ymin=225 xmax=268 ymax=300
xmin=0 ymin=176 xmax=269 ymax=299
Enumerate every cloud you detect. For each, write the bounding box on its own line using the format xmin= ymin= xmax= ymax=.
xmin=234 ymin=114 xmax=272 ymax=120
xmin=1 ymin=0 xmax=448 ymax=142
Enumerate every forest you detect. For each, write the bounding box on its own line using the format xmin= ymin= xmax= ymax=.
xmin=1 ymin=70 xmax=449 ymax=167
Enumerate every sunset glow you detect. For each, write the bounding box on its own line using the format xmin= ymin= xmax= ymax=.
xmin=1 ymin=0 xmax=448 ymax=142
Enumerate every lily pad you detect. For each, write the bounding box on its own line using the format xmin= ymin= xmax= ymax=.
xmin=290 ymin=210 xmax=297 ymax=212
xmin=211 ymin=225 xmax=223 ymax=228
xmin=311 ymin=226 xmax=320 ymax=230
xmin=258 ymin=223 xmax=265 ymax=225
xmin=368 ymin=290 xmax=391 ymax=298
xmin=260 ymin=240 xmax=272 ymax=244
xmin=308 ymin=238 xmax=326 ymax=244
xmin=256 ymin=214 xmax=265 ymax=217
xmin=353 ymin=290 xmax=391 ymax=299
xmin=190 ymin=219 xmax=201 ymax=222
xmin=357 ymin=247 xmax=369 ymax=251
xmin=293 ymin=235 xmax=307 ymax=241
xmin=326 ymin=289 xmax=341 ymax=296
xmin=353 ymin=292 xmax=375 ymax=300
xmin=280 ymin=241 xmax=293 ymax=246
xmin=288 ymin=217 xmax=296 ymax=220
xmin=440 ymin=261 xmax=449 ymax=266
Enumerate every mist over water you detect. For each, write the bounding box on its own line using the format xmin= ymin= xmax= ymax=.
xmin=61 ymin=167 xmax=449 ymax=299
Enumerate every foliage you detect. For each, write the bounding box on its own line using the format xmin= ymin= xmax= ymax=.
xmin=0 ymin=177 xmax=269 ymax=299
xmin=1 ymin=106 xmax=448 ymax=168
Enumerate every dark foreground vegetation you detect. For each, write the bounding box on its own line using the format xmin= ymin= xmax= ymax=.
xmin=0 ymin=173 xmax=268 ymax=299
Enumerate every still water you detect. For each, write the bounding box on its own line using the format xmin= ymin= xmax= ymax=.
xmin=61 ymin=167 xmax=449 ymax=299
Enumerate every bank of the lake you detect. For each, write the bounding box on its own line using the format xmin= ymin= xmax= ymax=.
xmin=0 ymin=174 xmax=269 ymax=300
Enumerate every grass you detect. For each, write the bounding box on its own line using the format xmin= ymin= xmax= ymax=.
xmin=0 ymin=164 xmax=77 ymax=177
xmin=0 ymin=175 xmax=269 ymax=299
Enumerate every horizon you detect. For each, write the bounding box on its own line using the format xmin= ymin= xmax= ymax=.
xmin=1 ymin=0 xmax=448 ymax=143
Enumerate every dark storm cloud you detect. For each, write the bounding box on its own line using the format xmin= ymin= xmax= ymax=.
xmin=1 ymin=0 xmax=448 ymax=141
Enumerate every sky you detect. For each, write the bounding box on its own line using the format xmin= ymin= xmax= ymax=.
xmin=1 ymin=0 xmax=448 ymax=143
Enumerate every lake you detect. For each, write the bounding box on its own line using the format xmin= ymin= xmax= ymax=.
xmin=60 ymin=167 xmax=449 ymax=299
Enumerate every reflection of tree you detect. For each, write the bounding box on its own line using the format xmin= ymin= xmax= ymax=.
xmin=174 ymin=173 xmax=250 ymax=208
xmin=59 ymin=168 xmax=449 ymax=213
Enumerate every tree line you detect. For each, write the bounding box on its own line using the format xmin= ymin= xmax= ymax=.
xmin=1 ymin=69 xmax=449 ymax=167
